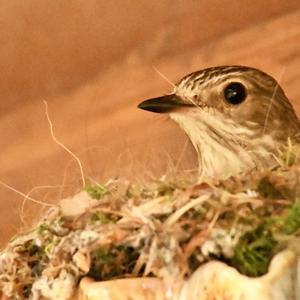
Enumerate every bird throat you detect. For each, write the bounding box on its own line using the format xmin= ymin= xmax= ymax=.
xmin=170 ymin=110 xmax=276 ymax=181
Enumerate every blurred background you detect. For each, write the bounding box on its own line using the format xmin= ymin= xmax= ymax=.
xmin=0 ymin=0 xmax=300 ymax=245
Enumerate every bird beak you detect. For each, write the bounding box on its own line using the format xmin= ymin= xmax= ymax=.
xmin=138 ymin=94 xmax=193 ymax=113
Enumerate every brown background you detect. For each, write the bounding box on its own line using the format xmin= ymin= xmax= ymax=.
xmin=0 ymin=1 xmax=300 ymax=246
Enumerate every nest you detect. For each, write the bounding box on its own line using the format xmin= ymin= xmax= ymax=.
xmin=1 ymin=142 xmax=300 ymax=300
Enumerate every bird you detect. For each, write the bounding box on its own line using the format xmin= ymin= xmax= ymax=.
xmin=138 ymin=65 xmax=300 ymax=181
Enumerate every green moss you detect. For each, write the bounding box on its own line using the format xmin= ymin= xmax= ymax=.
xmin=281 ymin=199 xmax=300 ymax=235
xmin=85 ymin=184 xmax=108 ymax=200
xmin=38 ymin=222 xmax=49 ymax=234
xmin=126 ymin=184 xmax=143 ymax=198
xmin=90 ymin=212 xmax=115 ymax=224
xmin=229 ymin=198 xmax=300 ymax=277
xmin=156 ymin=182 xmax=177 ymax=196
xmin=230 ymin=225 xmax=277 ymax=277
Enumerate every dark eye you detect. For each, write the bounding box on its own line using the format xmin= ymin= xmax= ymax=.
xmin=223 ymin=82 xmax=247 ymax=105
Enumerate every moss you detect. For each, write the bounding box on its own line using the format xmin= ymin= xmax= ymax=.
xmin=229 ymin=225 xmax=277 ymax=277
xmin=38 ymin=222 xmax=50 ymax=234
xmin=280 ymin=199 xmax=300 ymax=235
xmin=126 ymin=184 xmax=143 ymax=198
xmin=89 ymin=212 xmax=115 ymax=224
xmin=85 ymin=184 xmax=108 ymax=200
xmin=156 ymin=182 xmax=177 ymax=196
xmin=229 ymin=198 xmax=300 ymax=277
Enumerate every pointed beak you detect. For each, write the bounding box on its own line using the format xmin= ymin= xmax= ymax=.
xmin=137 ymin=94 xmax=193 ymax=113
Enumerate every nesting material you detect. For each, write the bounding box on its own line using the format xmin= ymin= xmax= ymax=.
xmin=1 ymin=144 xmax=300 ymax=299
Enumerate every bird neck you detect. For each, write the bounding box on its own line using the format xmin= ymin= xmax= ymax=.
xmin=170 ymin=110 xmax=277 ymax=181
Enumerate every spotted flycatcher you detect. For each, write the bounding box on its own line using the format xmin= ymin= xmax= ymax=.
xmin=138 ymin=66 xmax=300 ymax=180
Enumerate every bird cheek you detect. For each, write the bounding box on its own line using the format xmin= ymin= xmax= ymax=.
xmin=229 ymin=101 xmax=256 ymax=123
xmin=209 ymin=92 xmax=225 ymax=110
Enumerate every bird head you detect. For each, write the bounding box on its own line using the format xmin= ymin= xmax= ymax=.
xmin=138 ymin=66 xmax=299 ymax=180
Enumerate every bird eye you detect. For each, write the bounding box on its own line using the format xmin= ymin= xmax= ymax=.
xmin=223 ymin=82 xmax=247 ymax=105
